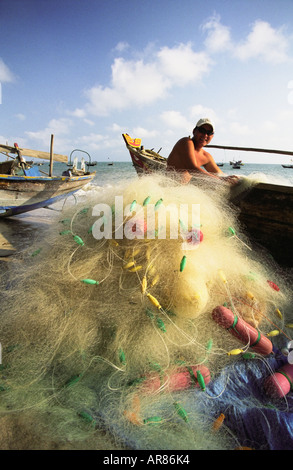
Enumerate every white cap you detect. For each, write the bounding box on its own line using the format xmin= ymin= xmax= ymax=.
xmin=196 ymin=118 xmax=214 ymax=131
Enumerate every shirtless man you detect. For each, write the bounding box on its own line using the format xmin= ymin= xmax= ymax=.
xmin=167 ymin=118 xmax=239 ymax=185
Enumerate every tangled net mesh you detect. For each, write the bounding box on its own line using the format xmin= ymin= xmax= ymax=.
xmin=0 ymin=173 xmax=292 ymax=449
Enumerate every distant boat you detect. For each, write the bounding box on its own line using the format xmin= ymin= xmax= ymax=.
xmin=216 ymin=162 xmax=224 ymax=167
xmin=67 ymin=149 xmax=97 ymax=167
xmin=232 ymin=162 xmax=241 ymax=169
xmin=229 ymin=159 xmax=243 ymax=169
xmin=0 ymin=139 xmax=95 ymax=217
xmin=282 ymin=158 xmax=293 ymax=168
xmin=107 ymin=158 xmax=113 ymax=166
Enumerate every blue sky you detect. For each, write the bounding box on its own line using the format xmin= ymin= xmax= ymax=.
xmin=1 ymin=0 xmax=293 ymax=163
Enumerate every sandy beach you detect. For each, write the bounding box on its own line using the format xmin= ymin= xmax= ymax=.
xmin=0 ymin=209 xmax=56 ymax=255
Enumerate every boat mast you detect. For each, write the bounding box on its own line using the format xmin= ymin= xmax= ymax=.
xmin=49 ymin=134 xmax=54 ymax=177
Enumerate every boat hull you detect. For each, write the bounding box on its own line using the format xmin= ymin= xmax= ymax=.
xmin=235 ymin=182 xmax=293 ymax=266
xmin=0 ymin=173 xmax=95 ymax=217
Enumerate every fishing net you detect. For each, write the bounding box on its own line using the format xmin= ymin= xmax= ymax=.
xmin=0 ymin=173 xmax=292 ymax=450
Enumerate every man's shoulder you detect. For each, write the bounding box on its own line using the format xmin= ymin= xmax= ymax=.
xmin=202 ymin=147 xmax=213 ymax=158
xmin=176 ymin=136 xmax=193 ymax=147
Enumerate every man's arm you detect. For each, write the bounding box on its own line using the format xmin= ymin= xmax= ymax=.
xmin=183 ymin=142 xmax=240 ymax=185
xmin=202 ymin=152 xmax=224 ymax=174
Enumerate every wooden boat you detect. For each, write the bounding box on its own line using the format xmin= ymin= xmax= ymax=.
xmin=282 ymin=158 xmax=293 ymax=168
xmin=122 ymin=134 xmax=293 ymax=267
xmin=67 ymin=149 xmax=97 ymax=167
xmin=0 ymin=137 xmax=96 ymax=217
xmin=232 ymin=162 xmax=241 ymax=169
xmin=282 ymin=160 xmax=293 ymax=168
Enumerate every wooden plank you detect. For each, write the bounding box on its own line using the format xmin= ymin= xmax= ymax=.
xmin=236 ymin=183 xmax=293 ymax=266
xmin=0 ymin=144 xmax=68 ymax=163
xmin=206 ymin=144 xmax=293 ymax=156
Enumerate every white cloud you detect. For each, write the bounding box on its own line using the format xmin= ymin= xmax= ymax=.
xmin=77 ymin=133 xmax=105 ymax=149
xmin=227 ymin=108 xmax=238 ymax=119
xmin=160 ymin=106 xmax=219 ymax=134
xmin=131 ymin=127 xmax=158 ymax=138
xmin=108 ymin=123 xmax=124 ymax=133
xmin=160 ymin=110 xmax=192 ymax=130
xmin=113 ymin=41 xmax=130 ymax=53
xmin=157 ymin=43 xmax=212 ymax=85
xmin=234 ymin=20 xmax=290 ymax=64
xmin=201 ymin=16 xmax=291 ymax=65
xmin=229 ymin=121 xmax=253 ymax=136
xmin=68 ymin=18 xmax=292 ymax=129
xmin=112 ymin=57 xmax=169 ymax=104
xmin=0 ymin=58 xmax=15 ymax=82
xmin=0 ymin=135 xmax=9 ymax=144
xmin=71 ymin=108 xmax=86 ymax=118
xmin=288 ymin=80 xmax=293 ymax=105
xmin=15 ymin=113 xmax=26 ymax=121
xmin=76 ymin=132 xmax=123 ymax=152
xmin=84 ymin=85 xmax=123 ymax=116
xmin=84 ymin=57 xmax=169 ymax=116
xmin=190 ymin=105 xmax=218 ymax=126
xmin=260 ymin=120 xmax=277 ymax=132
xmin=201 ymin=14 xmax=232 ymax=53
xmin=83 ymin=118 xmax=95 ymax=126
xmin=74 ymin=43 xmax=213 ymax=118
xmin=25 ymin=118 xmax=73 ymax=149
xmin=68 ymin=108 xmax=94 ymax=126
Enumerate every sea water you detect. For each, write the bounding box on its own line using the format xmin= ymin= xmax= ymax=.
xmin=0 ymin=160 xmax=291 ymax=258
xmin=45 ymin=161 xmax=293 ymax=188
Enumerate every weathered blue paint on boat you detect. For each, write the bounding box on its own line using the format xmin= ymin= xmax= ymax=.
xmin=0 ymin=173 xmax=95 ymax=217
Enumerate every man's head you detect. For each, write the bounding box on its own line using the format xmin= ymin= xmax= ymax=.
xmin=192 ymin=118 xmax=214 ymax=145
